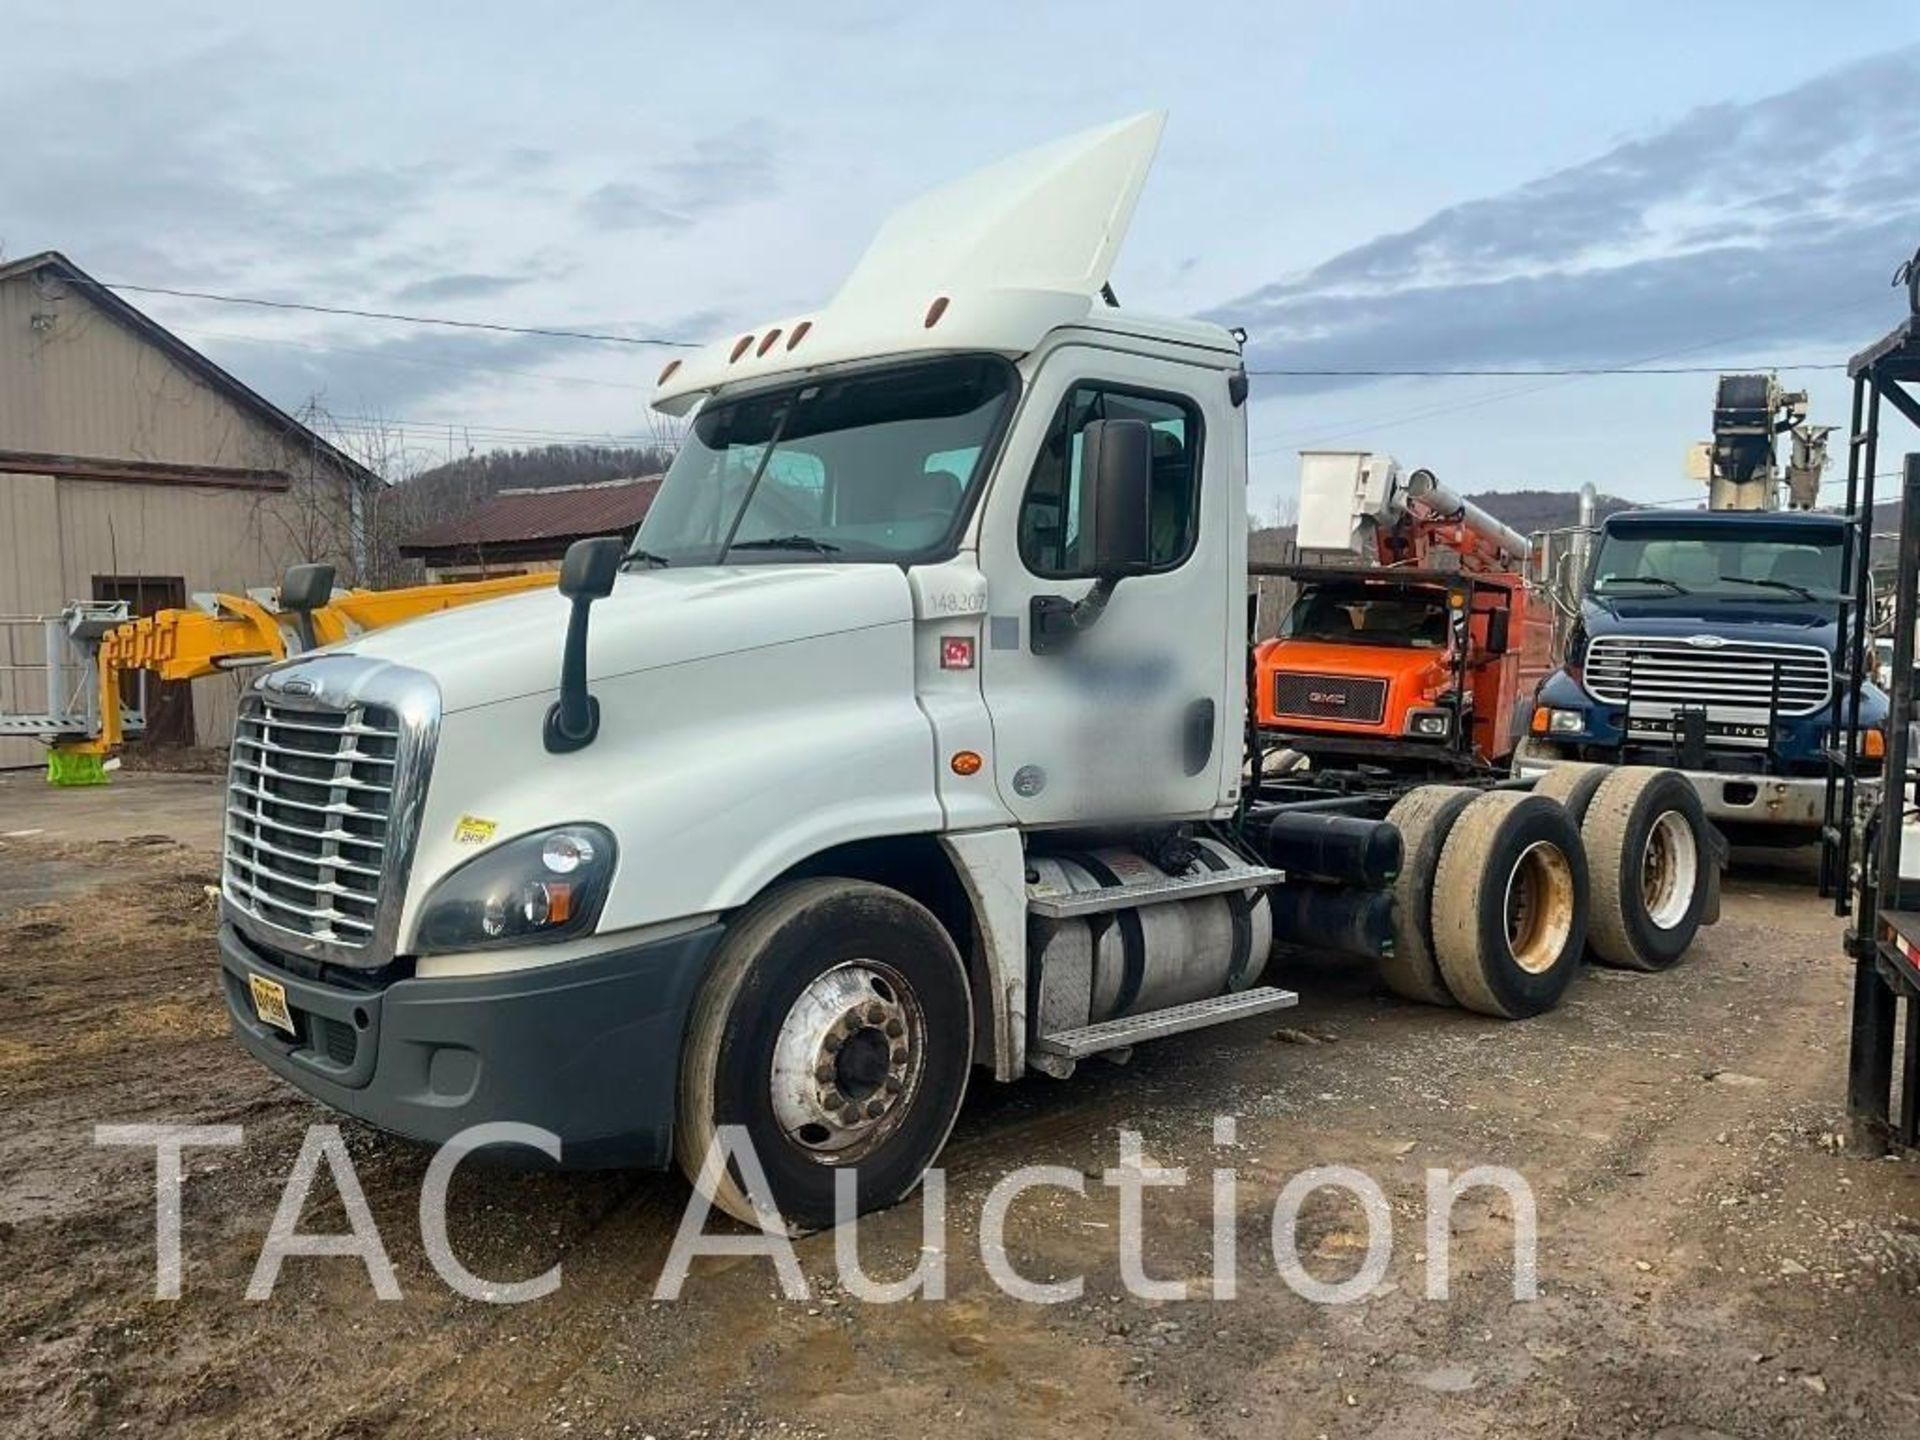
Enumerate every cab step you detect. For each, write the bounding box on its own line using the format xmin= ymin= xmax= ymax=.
xmin=1027 ymin=864 xmax=1284 ymax=919
xmin=1032 ymin=985 xmax=1299 ymax=1066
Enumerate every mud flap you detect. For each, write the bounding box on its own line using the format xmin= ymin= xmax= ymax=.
xmin=1701 ymin=821 xmax=1730 ymax=925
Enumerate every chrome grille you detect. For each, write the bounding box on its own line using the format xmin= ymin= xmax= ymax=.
xmin=1584 ymin=636 xmax=1831 ymax=721
xmin=223 ymin=695 xmax=400 ymax=951
xmin=1272 ymin=672 xmax=1389 ymax=725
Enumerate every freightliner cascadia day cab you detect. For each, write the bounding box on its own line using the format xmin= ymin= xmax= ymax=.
xmin=218 ymin=115 xmax=1721 ymax=1230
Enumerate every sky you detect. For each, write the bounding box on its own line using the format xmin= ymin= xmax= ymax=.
xmin=6 ymin=2 xmax=1920 ymax=516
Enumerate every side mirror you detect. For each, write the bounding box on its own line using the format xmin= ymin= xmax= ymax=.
xmin=1485 ymin=608 xmax=1512 ymax=655
xmin=279 ymin=562 xmax=336 ymax=651
xmin=545 ymin=538 xmax=625 ymax=753
xmin=558 ymin=536 xmax=623 ymax=601
xmin=1083 ymin=418 xmax=1155 ymax=580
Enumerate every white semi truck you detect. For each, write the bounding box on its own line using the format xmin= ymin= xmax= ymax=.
xmin=218 ymin=115 xmax=1720 ymax=1230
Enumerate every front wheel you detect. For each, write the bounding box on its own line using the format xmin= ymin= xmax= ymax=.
xmin=676 ymin=878 xmax=973 ymax=1233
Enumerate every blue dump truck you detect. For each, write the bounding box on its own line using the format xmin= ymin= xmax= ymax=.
xmin=1515 ymin=508 xmax=1887 ymax=843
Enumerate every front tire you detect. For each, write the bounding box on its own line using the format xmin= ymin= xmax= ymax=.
xmin=676 ymin=879 xmax=973 ymax=1233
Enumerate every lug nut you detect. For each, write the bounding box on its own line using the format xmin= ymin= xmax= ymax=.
xmin=865 ymin=1099 xmax=886 ymax=1119
xmin=841 ymin=1106 xmax=863 ymax=1126
xmin=822 ymin=1090 xmax=845 ymax=1111
xmin=815 ymin=1064 xmax=835 ymax=1084
xmin=883 ymin=1076 xmax=902 ymax=1094
xmin=891 ymin=1047 xmax=908 ymax=1065
xmin=884 ymin=1018 xmax=904 ymax=1038
xmin=823 ymin=1032 xmax=844 ymax=1053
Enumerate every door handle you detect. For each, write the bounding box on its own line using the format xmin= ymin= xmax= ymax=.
xmin=1182 ymin=698 xmax=1216 ymax=776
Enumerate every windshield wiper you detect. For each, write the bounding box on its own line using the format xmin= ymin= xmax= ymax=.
xmin=1718 ymin=575 xmax=1819 ymax=602
xmin=624 ymin=548 xmax=671 ymax=569
xmin=1595 ymin=576 xmax=1691 ymax=595
xmin=728 ymin=535 xmax=842 ymax=554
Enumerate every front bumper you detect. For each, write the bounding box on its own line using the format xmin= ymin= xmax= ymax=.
xmin=1514 ymin=753 xmax=1855 ymax=828
xmin=219 ymin=921 xmax=724 ymax=1168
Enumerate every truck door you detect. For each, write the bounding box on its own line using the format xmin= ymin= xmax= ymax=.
xmin=975 ymin=348 xmax=1236 ymax=825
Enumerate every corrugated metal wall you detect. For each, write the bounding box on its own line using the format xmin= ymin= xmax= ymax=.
xmin=0 ymin=268 xmax=360 ymax=768
xmin=2 ymin=269 xmax=302 ymax=470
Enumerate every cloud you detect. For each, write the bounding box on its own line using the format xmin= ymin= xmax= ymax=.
xmin=391 ymin=273 xmax=531 ymax=304
xmin=0 ymin=41 xmax=453 ymax=289
xmin=196 ymin=327 xmax=614 ymax=418
xmin=579 ymin=123 xmax=777 ymax=231
xmin=1212 ymin=45 xmax=1920 ymax=389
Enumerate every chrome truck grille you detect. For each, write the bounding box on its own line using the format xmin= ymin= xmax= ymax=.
xmin=1272 ymin=672 xmax=1388 ymax=725
xmin=1583 ymin=635 xmax=1832 ymax=747
xmin=222 ymin=659 xmax=438 ymax=967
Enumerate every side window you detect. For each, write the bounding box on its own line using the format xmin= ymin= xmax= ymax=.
xmin=1018 ymin=384 xmax=1202 ymax=578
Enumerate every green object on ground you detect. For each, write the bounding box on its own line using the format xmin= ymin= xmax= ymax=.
xmin=46 ymin=750 xmax=109 ymax=786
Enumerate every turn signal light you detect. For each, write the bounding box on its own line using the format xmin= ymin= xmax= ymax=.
xmin=1863 ymin=727 xmax=1887 ymax=760
xmin=950 ymin=750 xmax=983 ymax=776
xmin=1530 ymin=706 xmax=1550 ymax=735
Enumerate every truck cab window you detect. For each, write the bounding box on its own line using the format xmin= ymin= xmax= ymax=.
xmin=1285 ymin=584 xmax=1449 ymax=649
xmin=632 ymin=356 xmax=1014 ymax=565
xmin=1018 ymin=384 xmax=1201 ymax=579
xmin=1591 ymin=524 xmax=1843 ymax=599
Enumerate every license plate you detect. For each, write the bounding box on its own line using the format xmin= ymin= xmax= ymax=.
xmin=247 ymin=973 xmax=295 ymax=1035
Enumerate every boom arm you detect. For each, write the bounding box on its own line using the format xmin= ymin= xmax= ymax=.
xmin=72 ymin=571 xmax=556 ymax=758
xmin=1296 ymin=450 xmax=1531 ymax=575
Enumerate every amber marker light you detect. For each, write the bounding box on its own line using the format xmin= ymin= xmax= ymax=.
xmin=950 ymin=751 xmax=983 ymax=776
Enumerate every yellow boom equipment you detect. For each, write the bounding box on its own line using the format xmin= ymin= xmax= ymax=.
xmin=47 ymin=566 xmax=555 ymax=783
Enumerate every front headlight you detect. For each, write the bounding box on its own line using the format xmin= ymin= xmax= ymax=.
xmin=1546 ymin=708 xmax=1585 ymax=735
xmin=1405 ymin=708 xmax=1452 ymax=738
xmin=414 ymin=824 xmax=616 ymax=954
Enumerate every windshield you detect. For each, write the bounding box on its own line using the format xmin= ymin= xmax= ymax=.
xmin=1590 ymin=522 xmax=1843 ymax=600
xmin=1283 ymin=583 xmax=1449 ymax=649
xmin=631 ymin=355 xmax=1014 ymax=565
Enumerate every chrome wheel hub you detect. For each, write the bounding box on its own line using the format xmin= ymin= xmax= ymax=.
xmin=769 ymin=961 xmax=923 ymax=1163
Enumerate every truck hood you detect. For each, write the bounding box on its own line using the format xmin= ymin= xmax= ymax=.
xmin=1579 ymin=596 xmax=1836 ymax=651
xmin=336 ymin=563 xmax=916 ymax=713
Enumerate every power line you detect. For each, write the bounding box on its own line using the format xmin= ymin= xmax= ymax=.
xmin=177 ymin=326 xmax=649 ymax=392
xmin=324 ymin=414 xmax=658 ymax=444
xmin=72 ymin=273 xmax=701 ymax=349
xmin=1248 ymin=361 xmax=1845 ymax=378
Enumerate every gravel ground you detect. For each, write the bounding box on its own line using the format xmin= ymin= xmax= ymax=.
xmin=2 ymin=799 xmax=1917 ymax=1439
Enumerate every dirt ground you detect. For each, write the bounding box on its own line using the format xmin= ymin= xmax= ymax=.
xmin=2 ymin=776 xmax=1918 ymax=1439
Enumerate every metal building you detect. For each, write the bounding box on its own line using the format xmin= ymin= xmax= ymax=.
xmin=399 ymin=475 xmax=661 ymax=581
xmin=0 ymin=252 xmax=376 ymax=765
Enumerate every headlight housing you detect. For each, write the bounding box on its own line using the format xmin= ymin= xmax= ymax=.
xmin=1532 ymin=706 xmax=1586 ymax=736
xmin=414 ymin=824 xmax=616 ymax=954
xmin=1405 ymin=707 xmax=1452 ymax=739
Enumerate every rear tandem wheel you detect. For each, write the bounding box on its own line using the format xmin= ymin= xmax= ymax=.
xmin=1431 ymin=791 xmax=1590 ymax=1019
